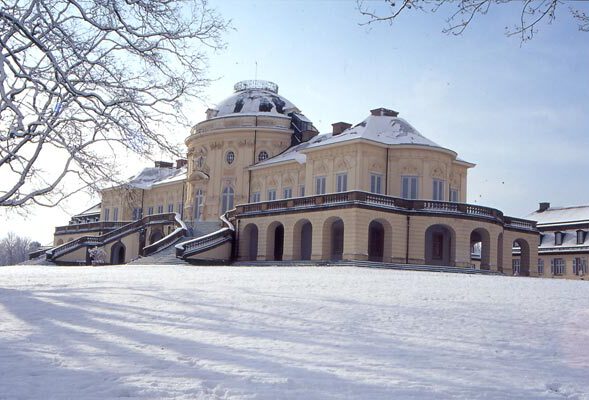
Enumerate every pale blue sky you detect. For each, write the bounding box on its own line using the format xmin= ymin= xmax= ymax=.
xmin=4 ymin=0 xmax=589 ymax=244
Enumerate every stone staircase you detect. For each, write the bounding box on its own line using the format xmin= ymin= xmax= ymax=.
xmin=128 ymin=236 xmax=190 ymax=265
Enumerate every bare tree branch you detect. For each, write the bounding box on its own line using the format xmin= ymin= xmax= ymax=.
xmin=0 ymin=0 xmax=229 ymax=208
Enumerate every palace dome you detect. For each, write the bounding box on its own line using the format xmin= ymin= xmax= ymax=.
xmin=208 ymin=80 xmax=301 ymax=118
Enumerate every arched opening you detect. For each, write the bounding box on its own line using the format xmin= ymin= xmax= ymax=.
xmin=242 ymin=224 xmax=258 ymax=261
xmin=513 ymin=239 xmax=530 ymax=276
xmin=497 ymin=233 xmax=504 ymax=272
xmin=323 ymin=217 xmax=344 ymax=261
xmin=425 ymin=224 xmax=456 ymax=266
xmin=266 ymin=222 xmax=284 ymax=261
xmin=470 ymin=228 xmax=491 ymax=269
xmin=110 ymin=242 xmax=126 ymax=265
xmin=293 ymin=219 xmax=313 ymax=260
xmin=368 ymin=220 xmax=385 ymax=262
xmin=149 ymin=230 xmax=163 ymax=245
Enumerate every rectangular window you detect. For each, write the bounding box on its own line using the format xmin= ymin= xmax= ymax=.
xmin=299 ymin=185 xmax=305 ymax=197
xmin=432 ymin=179 xmax=444 ymax=201
xmin=370 ymin=173 xmax=383 ymax=194
xmin=148 ymin=206 xmax=154 ymax=216
xmin=178 ymin=203 xmax=183 ymax=214
xmin=157 ymin=205 xmax=163 ymax=214
xmin=251 ymin=192 xmax=261 ymax=203
xmin=168 ymin=204 xmax=174 ymax=213
xmin=113 ymin=207 xmax=119 ymax=222
xmin=283 ymin=187 xmax=292 ymax=199
xmin=315 ymin=176 xmax=326 ymax=195
xmin=104 ymin=208 xmax=110 ymax=221
xmin=132 ymin=208 xmax=142 ymax=220
xmin=402 ymin=176 xmax=419 ymax=199
xmin=538 ymin=259 xmax=544 ymax=275
xmin=551 ymin=258 xmax=566 ymax=275
xmin=573 ymin=257 xmax=587 ymax=275
xmin=512 ymin=259 xmax=521 ymax=275
xmin=555 ymin=232 xmax=563 ymax=245
xmin=336 ymin=173 xmax=348 ymax=192
xmin=450 ymin=188 xmax=459 ymax=202
xmin=577 ymin=230 xmax=585 ymax=244
xmin=267 ymin=189 xmax=277 ymax=201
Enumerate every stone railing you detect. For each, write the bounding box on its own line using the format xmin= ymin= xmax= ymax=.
xmin=176 ymin=211 xmax=235 ymax=259
xmin=234 ymin=191 xmax=536 ymax=231
xmin=54 ymin=221 xmax=130 ymax=235
xmin=141 ymin=214 xmax=188 ymax=257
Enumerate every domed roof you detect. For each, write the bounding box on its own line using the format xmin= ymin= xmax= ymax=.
xmin=209 ymin=80 xmax=300 ymax=118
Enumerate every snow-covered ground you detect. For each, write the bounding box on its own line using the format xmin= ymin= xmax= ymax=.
xmin=1 ymin=265 xmax=588 ymax=399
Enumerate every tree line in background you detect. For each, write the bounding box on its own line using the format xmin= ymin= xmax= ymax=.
xmin=0 ymin=232 xmax=41 ymax=266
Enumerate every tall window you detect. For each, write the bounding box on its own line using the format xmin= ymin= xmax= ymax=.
xmin=315 ymin=176 xmax=326 ymax=194
xmin=147 ymin=206 xmax=153 ymax=216
xmin=433 ymin=179 xmax=444 ymax=201
xmin=538 ymin=258 xmax=544 ymax=275
xmin=299 ymin=185 xmax=305 ymax=197
xmin=573 ymin=257 xmax=588 ymax=275
xmin=177 ymin=202 xmax=183 ymax=214
xmin=512 ymin=259 xmax=521 ymax=275
xmin=251 ymin=192 xmax=260 ymax=203
xmin=555 ymin=231 xmax=563 ymax=245
xmin=267 ymin=189 xmax=277 ymax=201
xmin=104 ymin=208 xmax=110 ymax=221
xmin=577 ymin=230 xmax=585 ymax=244
xmin=336 ymin=173 xmax=348 ymax=192
xmin=370 ymin=173 xmax=382 ymax=194
xmin=168 ymin=204 xmax=174 ymax=213
xmin=194 ymin=189 xmax=204 ymax=221
xmin=113 ymin=208 xmax=119 ymax=222
xmin=221 ymin=186 xmax=234 ymax=213
xmin=157 ymin=205 xmax=164 ymax=214
xmin=551 ymin=258 xmax=566 ymax=275
xmin=132 ymin=208 xmax=142 ymax=221
xmin=283 ymin=187 xmax=292 ymax=199
xmin=402 ymin=176 xmax=418 ymax=199
xmin=450 ymin=188 xmax=459 ymax=202
xmin=258 ymin=151 xmax=269 ymax=162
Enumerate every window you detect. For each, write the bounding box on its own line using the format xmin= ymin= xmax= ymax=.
xmin=104 ymin=208 xmax=110 ymax=221
xmin=299 ymin=185 xmax=305 ymax=197
xmin=194 ymin=189 xmax=204 ymax=221
xmin=538 ymin=259 xmax=544 ymax=275
xmin=450 ymin=188 xmax=459 ymax=203
xmin=258 ymin=151 xmax=269 ymax=162
xmin=555 ymin=231 xmax=563 ymax=246
xmin=336 ymin=173 xmax=348 ymax=192
xmin=283 ymin=187 xmax=292 ymax=199
xmin=267 ymin=189 xmax=277 ymax=201
xmin=177 ymin=202 xmax=183 ymax=214
xmin=370 ymin=173 xmax=382 ymax=194
xmin=147 ymin=206 xmax=154 ymax=216
xmin=225 ymin=151 xmax=235 ymax=165
xmin=196 ymin=156 xmax=204 ymax=169
xmin=168 ymin=204 xmax=174 ymax=213
xmin=551 ymin=258 xmax=566 ymax=275
xmin=132 ymin=208 xmax=142 ymax=220
xmin=157 ymin=205 xmax=164 ymax=214
xmin=251 ymin=192 xmax=261 ymax=203
xmin=433 ymin=179 xmax=444 ymax=201
xmin=512 ymin=259 xmax=521 ymax=275
xmin=573 ymin=257 xmax=588 ymax=275
xmin=221 ymin=186 xmax=234 ymax=213
xmin=577 ymin=230 xmax=585 ymax=245
xmin=315 ymin=176 xmax=326 ymax=194
xmin=402 ymin=176 xmax=419 ymax=199
xmin=113 ymin=207 xmax=119 ymax=222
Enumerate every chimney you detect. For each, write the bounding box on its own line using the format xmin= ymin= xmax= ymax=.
xmin=176 ymin=159 xmax=188 ymax=169
xmin=370 ymin=107 xmax=399 ymax=117
xmin=154 ymin=161 xmax=173 ymax=169
xmin=538 ymin=202 xmax=550 ymax=212
xmin=332 ymin=122 xmax=352 ymax=135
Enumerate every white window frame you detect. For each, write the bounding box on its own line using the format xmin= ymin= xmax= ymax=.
xmin=267 ymin=189 xmax=277 ymax=201
xmin=104 ymin=208 xmax=110 ymax=221
xmin=147 ymin=206 xmax=154 ymax=216
xmin=299 ymin=185 xmax=305 ymax=197
xmin=157 ymin=205 xmax=164 ymax=214
xmin=450 ymin=188 xmax=459 ymax=203
xmin=132 ymin=208 xmax=142 ymax=220
xmin=113 ymin=207 xmax=119 ymax=222
xmin=283 ymin=187 xmax=292 ymax=199
xmin=336 ymin=173 xmax=348 ymax=193
xmin=573 ymin=257 xmax=588 ymax=275
xmin=370 ymin=173 xmax=383 ymax=194
xmin=402 ymin=175 xmax=419 ymax=199
xmin=221 ymin=186 xmax=234 ymax=213
xmin=512 ymin=259 xmax=521 ymax=275
xmin=195 ymin=189 xmax=204 ymax=221
xmin=551 ymin=258 xmax=566 ymax=275
xmin=433 ymin=179 xmax=444 ymax=201
xmin=168 ymin=204 xmax=174 ymax=213
xmin=315 ymin=176 xmax=326 ymax=195
xmin=538 ymin=258 xmax=544 ymax=275
xmin=251 ymin=192 xmax=261 ymax=203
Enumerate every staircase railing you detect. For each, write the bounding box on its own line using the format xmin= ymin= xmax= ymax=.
xmin=142 ymin=214 xmax=188 ymax=257
xmin=46 ymin=213 xmax=180 ymax=261
xmin=176 ymin=210 xmax=235 ymax=259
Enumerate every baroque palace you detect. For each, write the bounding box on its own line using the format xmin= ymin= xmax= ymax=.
xmin=44 ymin=79 xmax=553 ymax=277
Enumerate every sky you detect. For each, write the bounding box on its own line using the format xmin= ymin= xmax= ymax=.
xmin=3 ymin=0 xmax=589 ymax=245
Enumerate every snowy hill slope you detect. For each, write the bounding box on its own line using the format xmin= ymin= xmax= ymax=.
xmin=0 ymin=266 xmax=588 ymax=399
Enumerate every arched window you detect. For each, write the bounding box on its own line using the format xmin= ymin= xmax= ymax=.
xmin=221 ymin=186 xmax=234 ymax=214
xmin=194 ymin=189 xmax=204 ymax=221
xmin=258 ymin=151 xmax=269 ymax=162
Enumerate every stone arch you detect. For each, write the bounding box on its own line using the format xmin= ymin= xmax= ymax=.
xmin=293 ymin=219 xmax=313 ymax=260
xmin=241 ymin=223 xmax=259 ymax=261
xmin=266 ymin=221 xmax=284 ymax=261
xmin=470 ymin=227 xmax=491 ymax=269
xmin=149 ymin=229 xmax=164 ymax=245
xmin=424 ymin=224 xmax=456 ymax=267
xmin=513 ymin=238 xmax=531 ymax=276
xmin=322 ymin=217 xmax=344 ymax=261
xmin=110 ymin=241 xmax=126 ymax=265
xmin=368 ymin=219 xmax=393 ymax=262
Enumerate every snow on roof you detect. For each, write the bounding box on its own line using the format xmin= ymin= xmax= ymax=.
xmin=527 ymin=205 xmax=589 ymax=225
xmin=126 ymin=167 xmax=183 ymax=190
xmin=73 ymin=203 xmax=101 ymax=217
xmin=539 ymin=230 xmax=588 ymax=250
xmin=254 ymin=113 xmax=460 ymax=168
xmin=152 ymin=167 xmax=187 ymax=187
